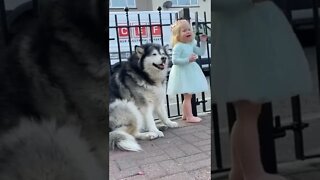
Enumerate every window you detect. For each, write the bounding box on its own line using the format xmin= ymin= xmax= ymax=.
xmin=109 ymin=0 xmax=136 ymax=8
xmin=171 ymin=0 xmax=198 ymax=7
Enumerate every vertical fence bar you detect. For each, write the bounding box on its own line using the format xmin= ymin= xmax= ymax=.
xmin=166 ymin=95 xmax=171 ymax=117
xmin=204 ymin=11 xmax=211 ymax=75
xmin=177 ymin=94 xmax=184 ymax=115
xmin=148 ymin=14 xmax=153 ymax=43
xmin=205 ymin=11 xmax=212 ymax=113
xmin=176 ymin=95 xmax=181 ymax=116
xmin=109 ymin=38 xmax=115 ymax=71
xmin=114 ymin=15 xmax=122 ymax=64
xmin=125 ymin=7 xmax=132 ymax=54
xmin=195 ymin=12 xmax=200 ymax=44
xmin=137 ymin=14 xmax=143 ymax=45
xmin=158 ymin=6 xmax=164 ymax=46
xmin=0 ymin=0 xmax=9 ymax=45
xmin=204 ymin=11 xmax=211 ymax=112
xmin=202 ymin=92 xmax=206 ymax=112
xmin=191 ymin=90 xmax=198 ymax=116
xmin=291 ymin=95 xmax=305 ymax=160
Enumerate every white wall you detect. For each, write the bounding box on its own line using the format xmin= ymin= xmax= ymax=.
xmin=151 ymin=0 xmax=211 ymax=22
xmin=109 ymin=0 xmax=153 ymax=12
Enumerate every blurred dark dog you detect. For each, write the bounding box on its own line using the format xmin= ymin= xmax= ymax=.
xmin=0 ymin=0 xmax=108 ymax=179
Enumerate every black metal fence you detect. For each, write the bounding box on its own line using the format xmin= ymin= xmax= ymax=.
xmin=1 ymin=1 xmax=212 ymax=118
xmin=109 ymin=7 xmax=212 ymax=118
xmin=212 ymin=0 xmax=320 ymax=175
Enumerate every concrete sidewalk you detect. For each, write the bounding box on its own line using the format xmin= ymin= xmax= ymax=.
xmin=109 ymin=113 xmax=211 ymax=180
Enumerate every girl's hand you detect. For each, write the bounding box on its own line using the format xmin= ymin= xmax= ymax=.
xmin=189 ymin=54 xmax=198 ymax=62
xmin=200 ymin=34 xmax=208 ymax=42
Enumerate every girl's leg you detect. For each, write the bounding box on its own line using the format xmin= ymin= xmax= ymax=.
xmin=182 ymin=93 xmax=201 ymax=123
xmin=232 ymin=100 xmax=286 ymax=180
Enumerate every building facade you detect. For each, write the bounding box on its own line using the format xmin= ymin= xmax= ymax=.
xmin=109 ymin=0 xmax=211 ymax=21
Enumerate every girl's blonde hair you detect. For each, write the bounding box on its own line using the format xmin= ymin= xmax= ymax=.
xmin=170 ymin=19 xmax=193 ymax=48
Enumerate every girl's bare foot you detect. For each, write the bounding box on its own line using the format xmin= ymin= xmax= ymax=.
xmin=185 ymin=116 xmax=202 ymax=123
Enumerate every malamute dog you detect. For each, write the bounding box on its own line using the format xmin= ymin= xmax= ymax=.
xmin=109 ymin=43 xmax=179 ymax=152
xmin=0 ymin=0 xmax=108 ymax=179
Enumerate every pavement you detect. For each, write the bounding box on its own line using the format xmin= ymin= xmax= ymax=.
xmin=109 ymin=113 xmax=211 ymax=180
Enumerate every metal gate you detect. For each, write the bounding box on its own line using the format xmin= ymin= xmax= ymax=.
xmin=1 ymin=2 xmax=212 ymax=118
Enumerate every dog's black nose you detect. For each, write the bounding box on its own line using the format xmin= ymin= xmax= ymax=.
xmin=161 ymin=56 xmax=167 ymax=62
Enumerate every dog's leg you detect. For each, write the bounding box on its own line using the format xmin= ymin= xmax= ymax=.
xmin=134 ymin=132 xmax=159 ymax=140
xmin=131 ymin=109 xmax=160 ymax=140
xmin=155 ymin=101 xmax=179 ymax=128
xmin=140 ymin=105 xmax=164 ymax=138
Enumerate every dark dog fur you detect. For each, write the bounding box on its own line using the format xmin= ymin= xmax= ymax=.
xmin=0 ymin=0 xmax=108 ymax=179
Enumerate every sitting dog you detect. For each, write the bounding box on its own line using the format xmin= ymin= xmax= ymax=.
xmin=109 ymin=43 xmax=179 ymax=151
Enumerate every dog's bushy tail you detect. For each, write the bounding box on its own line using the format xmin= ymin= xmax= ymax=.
xmin=109 ymin=130 xmax=141 ymax=151
xmin=109 ymin=99 xmax=143 ymax=152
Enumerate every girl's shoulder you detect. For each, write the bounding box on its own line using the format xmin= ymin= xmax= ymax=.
xmin=173 ymin=42 xmax=184 ymax=50
xmin=174 ymin=42 xmax=193 ymax=48
xmin=175 ymin=42 xmax=184 ymax=46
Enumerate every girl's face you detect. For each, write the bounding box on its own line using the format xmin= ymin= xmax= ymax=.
xmin=179 ymin=22 xmax=193 ymax=43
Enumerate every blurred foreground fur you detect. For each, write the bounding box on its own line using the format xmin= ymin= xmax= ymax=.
xmin=0 ymin=0 xmax=108 ymax=179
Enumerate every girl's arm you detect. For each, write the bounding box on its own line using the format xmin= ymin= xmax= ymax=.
xmin=193 ymin=41 xmax=206 ymax=56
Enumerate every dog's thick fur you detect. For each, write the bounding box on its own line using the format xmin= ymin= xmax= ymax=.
xmin=0 ymin=0 xmax=108 ymax=179
xmin=109 ymin=43 xmax=178 ymax=152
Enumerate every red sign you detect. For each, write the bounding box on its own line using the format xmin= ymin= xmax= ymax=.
xmin=151 ymin=26 xmax=161 ymax=36
xmin=134 ymin=26 xmax=147 ymax=37
xmin=117 ymin=24 xmax=162 ymax=39
xmin=118 ymin=26 xmax=129 ymax=38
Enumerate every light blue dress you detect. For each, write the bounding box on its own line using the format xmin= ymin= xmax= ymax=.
xmin=212 ymin=0 xmax=313 ymax=103
xmin=167 ymin=41 xmax=209 ymax=95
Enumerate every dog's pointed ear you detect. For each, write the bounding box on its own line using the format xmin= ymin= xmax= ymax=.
xmin=135 ymin=45 xmax=144 ymax=58
xmin=163 ymin=44 xmax=170 ymax=53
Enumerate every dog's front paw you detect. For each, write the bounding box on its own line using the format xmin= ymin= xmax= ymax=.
xmin=165 ymin=121 xmax=179 ymax=128
xmin=157 ymin=123 xmax=168 ymax=131
xmin=145 ymin=132 xmax=160 ymax=140
xmin=152 ymin=130 xmax=164 ymax=138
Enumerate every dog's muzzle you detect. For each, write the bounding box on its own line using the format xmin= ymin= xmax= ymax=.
xmin=153 ymin=56 xmax=167 ymax=70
